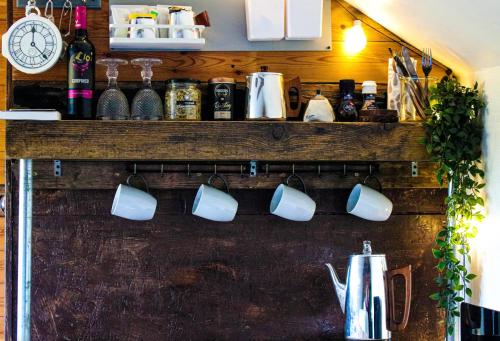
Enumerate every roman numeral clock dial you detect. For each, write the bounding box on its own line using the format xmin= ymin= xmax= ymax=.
xmin=2 ymin=13 xmax=63 ymax=74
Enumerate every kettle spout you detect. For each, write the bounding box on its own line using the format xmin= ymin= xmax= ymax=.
xmin=325 ymin=263 xmax=346 ymax=314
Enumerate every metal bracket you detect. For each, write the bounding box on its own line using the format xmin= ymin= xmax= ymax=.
xmin=249 ymin=161 xmax=258 ymax=177
xmin=411 ymin=162 xmax=419 ymax=177
xmin=54 ymin=160 xmax=62 ymax=177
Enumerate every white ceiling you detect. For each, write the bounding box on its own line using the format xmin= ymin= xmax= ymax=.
xmin=345 ymin=0 xmax=500 ymax=78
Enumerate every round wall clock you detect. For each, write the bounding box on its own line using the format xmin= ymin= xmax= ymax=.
xmin=2 ymin=9 xmax=63 ymax=74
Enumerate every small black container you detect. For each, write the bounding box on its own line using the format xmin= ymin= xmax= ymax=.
xmin=208 ymin=77 xmax=236 ymax=120
xmin=337 ymin=79 xmax=358 ymax=122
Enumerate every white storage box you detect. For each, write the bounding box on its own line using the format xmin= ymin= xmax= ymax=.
xmin=286 ymin=0 xmax=323 ymax=40
xmin=109 ymin=4 xmax=206 ymax=51
xmin=245 ymin=0 xmax=285 ymax=41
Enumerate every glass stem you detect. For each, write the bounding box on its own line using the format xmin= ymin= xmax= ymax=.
xmin=143 ymin=78 xmax=152 ymax=88
xmin=108 ymin=77 xmax=118 ymax=88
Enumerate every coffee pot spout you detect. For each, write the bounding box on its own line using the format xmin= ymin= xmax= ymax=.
xmin=325 ymin=263 xmax=346 ymax=314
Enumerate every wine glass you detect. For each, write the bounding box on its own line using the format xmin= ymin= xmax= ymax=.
xmin=96 ymin=58 xmax=130 ymax=120
xmin=131 ymin=58 xmax=163 ymax=120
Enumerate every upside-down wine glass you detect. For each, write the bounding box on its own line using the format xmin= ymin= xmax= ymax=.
xmin=96 ymin=58 xmax=130 ymax=120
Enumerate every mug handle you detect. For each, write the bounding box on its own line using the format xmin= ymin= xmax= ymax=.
xmin=363 ymin=174 xmax=383 ymax=193
xmin=286 ymin=174 xmax=307 ymax=194
xmin=126 ymin=174 xmax=150 ymax=193
xmin=208 ymin=173 xmax=230 ymax=193
xmin=387 ymin=265 xmax=412 ymax=331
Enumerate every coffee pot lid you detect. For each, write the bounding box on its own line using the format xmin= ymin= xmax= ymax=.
xmin=363 ymin=240 xmax=372 ymax=255
xmin=352 ymin=240 xmax=385 ymax=258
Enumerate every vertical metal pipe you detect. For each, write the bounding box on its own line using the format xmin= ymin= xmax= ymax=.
xmin=17 ymin=159 xmax=32 ymax=341
xmin=446 ymin=179 xmax=460 ymax=341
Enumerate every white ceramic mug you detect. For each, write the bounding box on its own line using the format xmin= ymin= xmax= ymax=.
xmin=347 ymin=176 xmax=393 ymax=221
xmin=111 ymin=175 xmax=157 ymax=221
xmin=192 ymin=174 xmax=238 ymax=222
xmin=270 ymin=174 xmax=316 ymax=221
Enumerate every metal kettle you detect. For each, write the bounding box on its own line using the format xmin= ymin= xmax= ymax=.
xmin=246 ymin=66 xmax=287 ymax=120
xmin=325 ymin=241 xmax=412 ymax=340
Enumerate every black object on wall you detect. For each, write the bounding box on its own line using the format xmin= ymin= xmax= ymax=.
xmin=462 ymin=303 xmax=500 ymax=340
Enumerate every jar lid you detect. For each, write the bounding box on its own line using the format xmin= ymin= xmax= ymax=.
xmin=209 ymin=77 xmax=235 ymax=84
xmin=362 ymin=80 xmax=377 ymax=94
xmin=167 ymin=78 xmax=200 ymax=85
xmin=339 ymin=79 xmax=355 ymax=92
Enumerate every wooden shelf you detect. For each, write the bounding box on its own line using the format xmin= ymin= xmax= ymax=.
xmin=6 ymin=121 xmax=428 ymax=161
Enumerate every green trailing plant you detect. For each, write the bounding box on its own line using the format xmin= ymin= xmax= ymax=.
xmin=424 ymin=78 xmax=484 ymax=336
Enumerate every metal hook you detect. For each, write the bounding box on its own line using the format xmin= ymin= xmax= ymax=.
xmin=187 ymin=164 xmax=191 ymax=178
xmin=214 ymin=164 xmax=217 ymax=175
xmin=292 ymin=163 xmax=296 ymax=175
xmin=369 ymin=164 xmax=373 ymax=176
xmin=317 ymin=165 xmax=322 ymax=177
xmin=160 ymin=163 xmax=165 ymax=177
xmin=265 ymin=164 xmax=269 ymax=177
xmin=181 ymin=197 xmax=187 ymax=215
xmin=343 ymin=164 xmax=347 ymax=176
xmin=44 ymin=0 xmax=54 ymax=22
xmin=58 ymin=0 xmax=73 ymax=38
xmin=240 ymin=164 xmax=244 ymax=178
xmin=133 ymin=163 xmax=137 ymax=175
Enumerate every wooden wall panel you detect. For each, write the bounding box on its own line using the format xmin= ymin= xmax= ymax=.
xmin=10 ymin=0 xmax=449 ymax=83
xmin=0 ymin=0 xmax=8 ymax=339
xmin=2 ymin=1 xmax=452 ymax=340
xmin=7 ymin=187 xmax=446 ymax=341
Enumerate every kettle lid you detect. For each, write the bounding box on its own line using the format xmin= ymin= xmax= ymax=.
xmin=362 ymin=240 xmax=372 ymax=255
xmin=352 ymin=240 xmax=385 ymax=258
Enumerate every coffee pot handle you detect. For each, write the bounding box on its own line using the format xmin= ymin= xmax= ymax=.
xmin=284 ymin=76 xmax=302 ymax=118
xmin=387 ymin=265 xmax=412 ymax=331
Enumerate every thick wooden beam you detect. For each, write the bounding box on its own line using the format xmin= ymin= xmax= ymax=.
xmin=6 ymin=121 xmax=428 ymax=162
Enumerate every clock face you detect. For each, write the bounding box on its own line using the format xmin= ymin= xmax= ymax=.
xmin=2 ymin=14 xmax=62 ymax=74
xmin=8 ymin=20 xmax=58 ymax=69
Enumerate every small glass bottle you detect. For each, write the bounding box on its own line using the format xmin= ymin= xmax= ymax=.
xmin=337 ymin=79 xmax=358 ymax=122
xmin=361 ymin=81 xmax=378 ymax=111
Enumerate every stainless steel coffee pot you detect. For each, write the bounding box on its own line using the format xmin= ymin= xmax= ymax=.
xmin=246 ymin=66 xmax=286 ymax=120
xmin=325 ymin=241 xmax=412 ymax=340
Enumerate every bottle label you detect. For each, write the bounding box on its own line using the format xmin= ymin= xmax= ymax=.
xmin=362 ymin=94 xmax=378 ymax=110
xmin=69 ymin=51 xmax=93 ymax=92
xmin=68 ymin=90 xmax=93 ymax=99
xmin=211 ymin=83 xmax=234 ymax=120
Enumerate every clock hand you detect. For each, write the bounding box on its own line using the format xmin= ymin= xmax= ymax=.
xmin=31 ymin=26 xmax=36 ymax=44
xmin=33 ymin=44 xmax=48 ymax=59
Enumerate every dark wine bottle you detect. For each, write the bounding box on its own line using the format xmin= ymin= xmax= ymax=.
xmin=67 ymin=5 xmax=95 ymax=119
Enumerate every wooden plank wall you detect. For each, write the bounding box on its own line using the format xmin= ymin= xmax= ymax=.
xmin=0 ymin=0 xmax=8 ymax=338
xmin=3 ymin=0 xmax=451 ymax=340
xmin=9 ymin=180 xmax=447 ymax=340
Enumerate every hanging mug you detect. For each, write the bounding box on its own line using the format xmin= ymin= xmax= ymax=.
xmin=192 ymin=173 xmax=238 ymax=222
xmin=111 ymin=174 xmax=157 ymax=221
xmin=347 ymin=174 xmax=393 ymax=221
xmin=270 ymin=173 xmax=316 ymax=222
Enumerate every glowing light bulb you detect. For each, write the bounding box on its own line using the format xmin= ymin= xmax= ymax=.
xmin=344 ymin=20 xmax=367 ymax=55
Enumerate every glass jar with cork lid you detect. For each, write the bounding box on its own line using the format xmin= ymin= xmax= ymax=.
xmin=165 ymin=79 xmax=202 ymax=120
